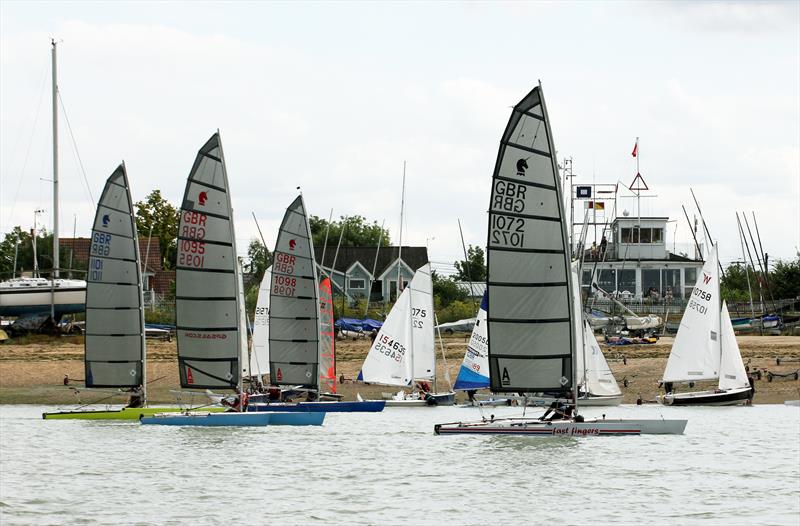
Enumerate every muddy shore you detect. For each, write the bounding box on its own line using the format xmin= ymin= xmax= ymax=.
xmin=1 ymin=334 xmax=798 ymax=405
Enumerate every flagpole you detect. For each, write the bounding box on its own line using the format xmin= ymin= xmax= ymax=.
xmin=635 ymin=137 xmax=641 ymax=247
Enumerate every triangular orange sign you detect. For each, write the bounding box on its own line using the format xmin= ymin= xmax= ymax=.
xmin=629 ymin=172 xmax=649 ymax=191
xmin=186 ymin=367 xmax=194 ymax=385
xmin=276 ymin=368 xmax=283 ymax=382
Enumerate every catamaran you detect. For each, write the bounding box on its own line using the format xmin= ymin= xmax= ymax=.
xmin=246 ymin=196 xmax=384 ymax=413
xmin=143 ymin=133 xmax=323 ymax=427
xmin=658 ymin=244 xmax=752 ymax=406
xmin=434 ymin=84 xmax=686 ymax=436
xmin=44 ymin=165 xmax=194 ymax=420
xmin=358 ymin=263 xmax=456 ymax=406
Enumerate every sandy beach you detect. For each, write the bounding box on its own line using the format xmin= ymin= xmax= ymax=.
xmin=1 ymin=334 xmax=798 ymax=405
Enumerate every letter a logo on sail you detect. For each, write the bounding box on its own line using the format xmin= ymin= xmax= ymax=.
xmin=186 ymin=367 xmax=194 ymax=384
xmin=501 ymin=367 xmax=510 ymax=386
xmin=703 ymin=273 xmax=712 ymax=285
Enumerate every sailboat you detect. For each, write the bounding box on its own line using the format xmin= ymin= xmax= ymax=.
xmin=44 ymin=165 xmax=190 ymax=420
xmin=250 ymin=265 xmax=272 ymax=382
xmin=246 ymin=196 xmax=384 ymax=413
xmin=658 ymin=245 xmax=752 ymax=406
xmin=435 ymin=84 xmax=686 ymax=436
xmin=358 ymin=263 xmax=456 ymax=406
xmin=143 ymin=133 xmax=322 ymax=427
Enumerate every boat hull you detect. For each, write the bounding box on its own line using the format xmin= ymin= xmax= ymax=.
xmin=434 ymin=417 xmax=687 ymax=436
xmin=247 ymin=400 xmax=385 ymax=413
xmin=381 ymin=391 xmax=457 ymax=407
xmin=42 ymin=407 xmax=224 ymax=420
xmin=140 ymin=412 xmax=272 ymax=426
xmin=658 ymin=386 xmax=752 ymax=406
xmin=524 ymin=394 xmax=623 ymax=407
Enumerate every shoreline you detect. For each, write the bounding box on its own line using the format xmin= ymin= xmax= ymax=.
xmin=1 ymin=334 xmax=798 ymax=405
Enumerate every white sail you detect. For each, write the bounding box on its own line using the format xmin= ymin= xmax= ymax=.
xmin=237 ymin=259 xmax=252 ymax=381
xmin=453 ymin=292 xmax=490 ymax=390
xmin=359 ymin=286 xmax=414 ymax=386
xmin=251 ymin=266 xmax=272 ymax=378
xmin=176 ymin=133 xmax=242 ymax=389
xmin=269 ymin=195 xmax=320 ymax=388
xmin=718 ymin=301 xmax=749 ymax=390
xmin=662 ymin=245 xmax=721 ymax=383
xmin=409 ymin=263 xmax=435 ymax=381
xmin=84 ymin=163 xmax=145 ymax=389
xmin=486 ymin=85 xmax=575 ymax=393
xmin=582 ymin=321 xmax=622 ymax=396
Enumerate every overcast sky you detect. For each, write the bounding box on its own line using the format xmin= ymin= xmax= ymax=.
xmin=1 ymin=1 xmax=798 ymax=275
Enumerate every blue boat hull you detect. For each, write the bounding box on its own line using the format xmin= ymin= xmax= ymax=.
xmin=269 ymin=412 xmax=326 ymax=425
xmin=247 ymin=400 xmax=385 ymax=413
xmin=140 ymin=412 xmax=272 ymax=426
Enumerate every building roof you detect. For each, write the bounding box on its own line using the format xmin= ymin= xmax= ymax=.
xmin=314 ymin=246 xmax=429 ymax=277
xmin=455 ymin=281 xmax=487 ymax=298
xmin=60 ymin=237 xmax=163 ymax=272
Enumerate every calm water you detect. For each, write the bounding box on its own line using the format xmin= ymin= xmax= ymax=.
xmin=1 ymin=404 xmax=798 ymax=525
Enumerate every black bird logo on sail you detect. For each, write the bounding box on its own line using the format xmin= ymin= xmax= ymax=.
xmin=516 ymin=158 xmax=529 ymax=177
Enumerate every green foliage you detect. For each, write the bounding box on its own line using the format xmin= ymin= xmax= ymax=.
xmin=309 ymin=215 xmax=390 ymax=248
xmin=134 ymin=189 xmax=179 ymax=270
xmin=436 ymin=300 xmax=476 ymax=324
xmin=432 ymin=270 xmax=468 ymax=308
xmin=770 ymin=257 xmax=800 ymax=300
xmin=144 ymin=306 xmax=176 ymax=325
xmin=0 ymin=227 xmax=79 ymax=278
xmin=245 ymin=239 xmax=271 ymax=285
xmin=331 ymin=296 xmax=392 ymax=321
xmin=720 ymin=262 xmax=761 ymax=303
xmin=454 ymin=245 xmax=486 ymax=282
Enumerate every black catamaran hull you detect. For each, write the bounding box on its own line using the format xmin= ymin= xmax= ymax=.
xmin=659 ymin=386 xmax=752 ymax=406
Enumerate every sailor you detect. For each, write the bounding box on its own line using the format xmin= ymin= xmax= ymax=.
xmin=126 ymin=386 xmax=144 ymax=409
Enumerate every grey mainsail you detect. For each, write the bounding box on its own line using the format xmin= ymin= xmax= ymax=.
xmin=269 ymin=195 xmax=320 ymax=388
xmin=176 ymin=133 xmax=242 ymax=389
xmin=486 ymin=84 xmax=575 ymax=393
xmin=85 ymin=163 xmax=145 ymax=389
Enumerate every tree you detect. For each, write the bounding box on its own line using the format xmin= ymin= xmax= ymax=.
xmin=309 ymin=215 xmax=390 ymax=248
xmin=720 ymin=262 xmax=760 ymax=303
xmin=134 ymin=190 xmax=179 ymax=270
xmin=770 ymin=257 xmax=800 ymax=300
xmin=432 ymin=270 xmax=468 ymax=308
xmin=0 ymin=227 xmax=78 ymax=278
xmin=244 ymin=239 xmax=271 ymax=286
xmin=454 ymin=245 xmax=486 ymax=282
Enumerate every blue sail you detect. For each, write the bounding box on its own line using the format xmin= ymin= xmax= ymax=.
xmin=453 ymin=292 xmax=490 ymax=390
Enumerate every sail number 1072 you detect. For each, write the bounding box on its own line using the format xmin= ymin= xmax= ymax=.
xmin=490 ymin=215 xmax=525 ymax=247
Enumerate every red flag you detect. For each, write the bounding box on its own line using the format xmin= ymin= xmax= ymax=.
xmin=631 ymin=141 xmax=638 ymax=158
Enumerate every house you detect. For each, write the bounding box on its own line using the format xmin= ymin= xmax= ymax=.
xmin=579 ymin=216 xmax=703 ymax=300
xmin=314 ymin=245 xmax=429 ymax=303
xmin=60 ymin=237 xmax=175 ymax=296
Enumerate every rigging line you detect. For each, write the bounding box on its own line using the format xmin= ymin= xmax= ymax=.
xmin=57 ymin=90 xmax=94 ymax=204
xmin=4 ymin=61 xmax=50 ymax=230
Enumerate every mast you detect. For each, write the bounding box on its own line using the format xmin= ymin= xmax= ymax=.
xmin=51 ymin=39 xmax=60 ymax=279
xmin=396 ymin=162 xmax=406 ymax=295
xmin=364 ymin=219 xmax=385 ymax=317
xmin=736 ymin=213 xmax=757 ymax=324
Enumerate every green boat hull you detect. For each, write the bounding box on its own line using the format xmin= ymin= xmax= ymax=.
xmin=42 ymin=406 xmax=224 ymax=420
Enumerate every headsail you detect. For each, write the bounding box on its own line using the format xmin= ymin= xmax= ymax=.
xmin=318 ymin=277 xmax=336 ymax=393
xmin=251 ymin=266 xmax=272 ymax=378
xmin=718 ymin=300 xmax=749 ymax=390
xmin=269 ymin=196 xmax=320 ymax=388
xmin=581 ymin=321 xmax=621 ymax=396
xmin=409 ymin=263 xmax=435 ymax=380
xmin=453 ymin=292 xmax=490 ymax=390
xmin=176 ymin=133 xmax=242 ymax=389
xmin=662 ymin=245 xmax=721 ymax=383
xmin=486 ymin=85 xmax=575 ymax=393
xmin=84 ymin=163 xmax=145 ymax=389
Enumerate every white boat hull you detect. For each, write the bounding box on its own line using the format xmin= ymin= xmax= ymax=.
xmin=0 ymin=278 xmax=86 ymax=317
xmin=435 ymin=417 xmax=687 ymax=436
xmin=524 ymin=394 xmax=623 ymax=407
xmin=658 ymin=386 xmax=752 ymax=406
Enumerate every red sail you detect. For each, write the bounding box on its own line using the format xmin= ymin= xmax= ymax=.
xmin=318 ymin=277 xmax=337 ymax=394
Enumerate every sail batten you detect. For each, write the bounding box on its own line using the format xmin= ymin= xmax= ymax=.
xmin=84 ymin=163 xmax=145 ymax=389
xmin=176 ymin=133 xmax=242 ymax=390
xmin=268 ymin=196 xmax=321 ymax=388
xmin=486 ymin=85 xmax=575 ymax=393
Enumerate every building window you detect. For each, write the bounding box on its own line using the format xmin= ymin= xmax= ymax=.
xmin=652 ymin=228 xmax=663 ymax=243
xmin=349 ymin=279 xmax=365 ymax=290
xmin=642 ymin=269 xmax=660 ymax=299
xmin=597 ymin=269 xmax=616 ymax=294
xmin=662 ymin=269 xmax=681 ymax=299
xmin=617 ymin=269 xmax=636 ymax=295
xmin=684 ymin=267 xmax=697 ymax=297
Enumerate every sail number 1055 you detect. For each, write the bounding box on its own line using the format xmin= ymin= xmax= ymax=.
xmin=490 ymin=215 xmax=525 ymax=247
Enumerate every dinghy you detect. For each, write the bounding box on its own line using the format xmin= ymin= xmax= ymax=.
xmin=434 ymin=84 xmax=686 ymax=436
xmin=140 ymin=410 xmax=324 ymax=426
xmin=658 ymin=245 xmax=753 ymax=406
xmin=358 ymin=263 xmax=456 ymax=406
xmin=247 ymin=196 xmax=384 ymax=413
xmin=43 ymin=164 xmax=193 ymax=420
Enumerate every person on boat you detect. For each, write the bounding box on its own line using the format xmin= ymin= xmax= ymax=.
xmin=466 ymin=390 xmax=477 ymax=403
xmin=221 ymin=389 xmax=249 ymax=412
xmin=126 ymin=387 xmax=144 ymax=409
xmin=748 ymin=375 xmax=756 ymax=401
xmin=416 ymin=381 xmax=431 ymax=394
xmin=267 ymin=385 xmax=281 ymax=402
xmin=540 ymin=400 xmax=573 ymax=421
xmin=599 ymin=235 xmax=607 ymax=257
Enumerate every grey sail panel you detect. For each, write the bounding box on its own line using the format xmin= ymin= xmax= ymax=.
xmin=84 ymin=164 xmax=145 ymax=388
xmin=269 ymin=195 xmax=320 ymax=388
xmin=176 ymin=133 xmax=242 ymax=389
xmin=486 ymin=86 xmax=575 ymax=393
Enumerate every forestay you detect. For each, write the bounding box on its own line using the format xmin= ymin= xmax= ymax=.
xmin=269 ymin=196 xmax=320 ymax=388
xmin=454 ymin=292 xmax=490 ymax=390
xmin=85 ymin=163 xmax=145 ymax=388
xmin=251 ymin=266 xmax=272 ymax=378
xmin=663 ymin=245 xmax=721 ymax=383
xmin=486 ymin=85 xmax=575 ymax=393
xmin=176 ymin=133 xmax=242 ymax=389
xmin=319 ymin=277 xmax=336 ymax=393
